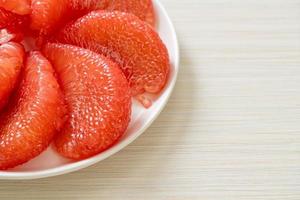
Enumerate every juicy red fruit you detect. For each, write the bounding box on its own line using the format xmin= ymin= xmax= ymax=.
xmin=105 ymin=0 xmax=156 ymax=27
xmin=30 ymin=0 xmax=69 ymax=35
xmin=43 ymin=43 xmax=131 ymax=160
xmin=30 ymin=0 xmax=156 ymax=38
xmin=0 ymin=0 xmax=31 ymax=15
xmin=56 ymin=11 xmax=169 ymax=107
xmin=69 ymin=0 xmax=156 ymax=26
xmin=67 ymin=0 xmax=108 ymax=18
xmin=0 ymin=42 xmax=24 ymax=110
xmin=0 ymin=7 xmax=28 ymax=35
xmin=0 ymin=51 xmax=66 ymax=170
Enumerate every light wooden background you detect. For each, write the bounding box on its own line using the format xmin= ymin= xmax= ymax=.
xmin=1 ymin=0 xmax=300 ymax=199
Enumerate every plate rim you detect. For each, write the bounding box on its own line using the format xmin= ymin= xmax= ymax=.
xmin=0 ymin=0 xmax=180 ymax=180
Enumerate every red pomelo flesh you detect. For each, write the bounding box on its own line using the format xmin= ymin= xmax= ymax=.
xmin=0 ymin=0 xmax=31 ymax=15
xmin=105 ymin=0 xmax=155 ymax=27
xmin=69 ymin=0 xmax=155 ymax=26
xmin=0 ymin=7 xmax=28 ymax=36
xmin=30 ymin=0 xmax=155 ymax=37
xmin=30 ymin=0 xmax=69 ymax=35
xmin=0 ymin=42 xmax=24 ymax=110
xmin=43 ymin=43 xmax=131 ymax=160
xmin=0 ymin=51 xmax=66 ymax=170
xmin=56 ymin=11 xmax=169 ymax=107
xmin=67 ymin=0 xmax=108 ymax=18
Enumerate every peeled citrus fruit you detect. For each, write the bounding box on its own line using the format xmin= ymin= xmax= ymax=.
xmin=69 ymin=0 xmax=156 ymax=26
xmin=0 ymin=0 xmax=31 ymax=15
xmin=0 ymin=0 xmax=170 ymax=169
xmin=30 ymin=0 xmax=155 ymax=37
xmin=105 ymin=0 xmax=155 ymax=26
xmin=0 ymin=51 xmax=66 ymax=170
xmin=67 ymin=0 xmax=107 ymax=18
xmin=56 ymin=11 xmax=169 ymax=107
xmin=30 ymin=0 xmax=69 ymax=35
xmin=0 ymin=42 xmax=24 ymax=110
xmin=43 ymin=43 xmax=131 ymax=160
xmin=0 ymin=7 xmax=28 ymax=35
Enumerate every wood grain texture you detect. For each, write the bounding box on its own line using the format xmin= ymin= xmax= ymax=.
xmin=1 ymin=0 xmax=300 ymax=199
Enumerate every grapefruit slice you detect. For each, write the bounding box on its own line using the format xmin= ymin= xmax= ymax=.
xmin=30 ymin=0 xmax=155 ymax=37
xmin=0 ymin=42 xmax=24 ymax=110
xmin=0 ymin=0 xmax=31 ymax=15
xmin=30 ymin=0 xmax=69 ymax=35
xmin=43 ymin=43 xmax=131 ymax=160
xmin=69 ymin=0 xmax=155 ymax=26
xmin=0 ymin=7 xmax=28 ymax=41
xmin=105 ymin=0 xmax=155 ymax=26
xmin=56 ymin=11 xmax=169 ymax=107
xmin=0 ymin=51 xmax=66 ymax=170
xmin=0 ymin=7 xmax=28 ymax=32
xmin=67 ymin=0 xmax=108 ymax=19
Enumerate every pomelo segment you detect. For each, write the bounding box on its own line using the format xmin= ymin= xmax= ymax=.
xmin=69 ymin=0 xmax=156 ymax=26
xmin=30 ymin=0 xmax=155 ymax=37
xmin=0 ymin=42 xmax=24 ymax=110
xmin=0 ymin=8 xmax=28 ymax=41
xmin=56 ymin=11 xmax=169 ymax=107
xmin=0 ymin=0 xmax=31 ymax=15
xmin=0 ymin=51 xmax=66 ymax=170
xmin=43 ymin=43 xmax=131 ymax=160
xmin=0 ymin=7 xmax=28 ymax=34
xmin=67 ymin=0 xmax=108 ymax=18
xmin=105 ymin=0 xmax=155 ymax=27
xmin=30 ymin=0 xmax=69 ymax=35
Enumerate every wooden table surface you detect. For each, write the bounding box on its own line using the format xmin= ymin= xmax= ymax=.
xmin=1 ymin=0 xmax=300 ymax=199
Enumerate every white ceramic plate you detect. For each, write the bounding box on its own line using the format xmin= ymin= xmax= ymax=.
xmin=0 ymin=0 xmax=179 ymax=180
